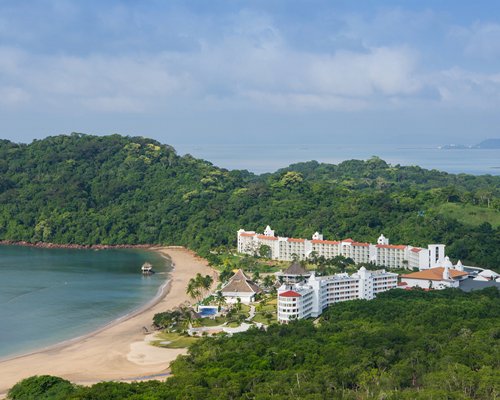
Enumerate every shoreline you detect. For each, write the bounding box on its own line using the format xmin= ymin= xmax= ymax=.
xmin=0 ymin=246 xmax=216 ymax=396
xmin=0 ymin=251 xmax=173 ymax=363
xmin=0 ymin=240 xmax=156 ymax=250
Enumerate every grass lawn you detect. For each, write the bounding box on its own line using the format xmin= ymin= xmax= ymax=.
xmin=226 ymin=321 xmax=241 ymax=328
xmin=239 ymin=304 xmax=251 ymax=313
xmin=253 ymin=313 xmax=276 ymax=325
xmin=152 ymin=332 xmax=199 ymax=349
xmin=256 ymin=304 xmax=276 ymax=313
xmin=436 ymin=203 xmax=500 ymax=228
xmin=197 ymin=316 xmax=227 ymax=327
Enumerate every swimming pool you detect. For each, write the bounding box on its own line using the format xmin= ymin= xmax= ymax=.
xmin=198 ymin=306 xmax=218 ymax=317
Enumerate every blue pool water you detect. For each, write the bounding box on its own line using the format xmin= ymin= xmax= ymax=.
xmin=198 ymin=306 xmax=218 ymax=317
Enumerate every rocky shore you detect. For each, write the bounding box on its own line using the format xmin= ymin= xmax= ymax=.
xmin=0 ymin=240 xmax=156 ymax=250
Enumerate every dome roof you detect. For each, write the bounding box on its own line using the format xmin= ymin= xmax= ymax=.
xmin=443 ymin=256 xmax=454 ymax=269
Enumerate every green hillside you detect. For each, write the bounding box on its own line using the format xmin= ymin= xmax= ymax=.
xmin=9 ymin=288 xmax=500 ymax=399
xmin=0 ymin=133 xmax=499 ymax=268
xmin=436 ymin=203 xmax=500 ymax=228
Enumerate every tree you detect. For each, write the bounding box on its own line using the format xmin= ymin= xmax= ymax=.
xmin=219 ymin=267 xmax=234 ymax=283
xmin=262 ymin=275 xmax=275 ymax=289
xmin=186 ymin=279 xmax=201 ymax=302
xmin=8 ymin=376 xmax=76 ymax=400
xmin=215 ymin=290 xmax=226 ymax=311
xmin=258 ymin=244 xmax=271 ymax=258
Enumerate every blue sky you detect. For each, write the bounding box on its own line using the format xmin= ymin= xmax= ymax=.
xmin=1 ymin=0 xmax=500 ymax=147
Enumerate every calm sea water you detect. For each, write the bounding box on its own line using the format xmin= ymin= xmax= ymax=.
xmin=175 ymin=144 xmax=500 ymax=175
xmin=0 ymin=246 xmax=169 ymax=359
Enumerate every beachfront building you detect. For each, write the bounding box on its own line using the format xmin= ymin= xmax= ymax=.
xmin=238 ymin=226 xmax=446 ymax=270
xmin=400 ymin=258 xmax=469 ymax=290
xmin=220 ymin=269 xmax=262 ymax=304
xmin=277 ymin=267 xmax=398 ymax=323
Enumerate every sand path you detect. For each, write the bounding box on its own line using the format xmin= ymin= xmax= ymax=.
xmin=0 ymin=247 xmax=216 ymax=396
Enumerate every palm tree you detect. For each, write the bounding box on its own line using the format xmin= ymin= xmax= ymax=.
xmin=194 ymin=273 xmax=213 ymax=297
xmin=219 ymin=267 xmax=233 ymax=283
xmin=215 ymin=290 xmax=226 ymax=311
xmin=202 ymin=275 xmax=213 ymax=292
xmin=179 ymin=306 xmax=193 ymax=329
xmin=262 ymin=275 xmax=274 ymax=289
xmin=186 ymin=279 xmax=201 ymax=301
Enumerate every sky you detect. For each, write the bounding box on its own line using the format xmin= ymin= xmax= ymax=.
xmin=1 ymin=0 xmax=500 ymax=149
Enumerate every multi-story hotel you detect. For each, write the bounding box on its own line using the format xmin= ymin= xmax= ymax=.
xmin=277 ymin=267 xmax=398 ymax=323
xmin=237 ymin=226 xmax=446 ymax=270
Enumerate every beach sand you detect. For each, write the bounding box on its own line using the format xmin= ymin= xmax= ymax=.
xmin=0 ymin=247 xmax=216 ymax=396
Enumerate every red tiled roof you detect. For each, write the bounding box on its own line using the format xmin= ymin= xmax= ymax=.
xmin=411 ymin=247 xmax=423 ymax=253
xmin=311 ymin=239 xmax=340 ymax=245
xmin=279 ymin=290 xmax=302 ymax=297
xmin=287 ymin=238 xmax=305 ymax=243
xmin=239 ymin=232 xmax=255 ymax=237
xmin=376 ymin=244 xmax=407 ymax=250
xmin=352 ymin=242 xmax=370 ymax=247
xmin=401 ymin=267 xmax=468 ymax=282
xmin=342 ymin=238 xmax=354 ymax=243
xmin=257 ymin=235 xmax=278 ymax=241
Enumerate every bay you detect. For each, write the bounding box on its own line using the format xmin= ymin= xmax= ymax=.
xmin=175 ymin=143 xmax=500 ymax=175
xmin=0 ymin=246 xmax=169 ymax=360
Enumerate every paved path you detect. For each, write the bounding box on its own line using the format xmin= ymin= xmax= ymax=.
xmin=246 ymin=305 xmax=256 ymax=321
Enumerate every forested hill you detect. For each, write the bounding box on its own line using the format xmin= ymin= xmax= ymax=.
xmin=8 ymin=288 xmax=500 ymax=399
xmin=0 ymin=133 xmax=499 ymax=268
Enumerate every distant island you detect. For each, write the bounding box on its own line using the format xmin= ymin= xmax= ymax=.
xmin=440 ymin=138 xmax=500 ymax=149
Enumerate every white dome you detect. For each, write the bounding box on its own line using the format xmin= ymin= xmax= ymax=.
xmin=443 ymin=256 xmax=454 ymax=269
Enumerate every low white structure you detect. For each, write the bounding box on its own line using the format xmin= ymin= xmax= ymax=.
xmin=277 ymin=267 xmax=398 ymax=323
xmin=238 ymin=226 xmax=446 ymax=270
xmin=474 ymin=269 xmax=500 ymax=281
xmin=276 ymin=261 xmax=311 ymax=284
xmin=220 ymin=269 xmax=261 ymax=304
xmin=400 ymin=258 xmax=469 ymax=290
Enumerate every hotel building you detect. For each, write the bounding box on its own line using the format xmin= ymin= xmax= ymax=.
xmin=277 ymin=267 xmax=398 ymax=323
xmin=237 ymin=226 xmax=446 ymax=270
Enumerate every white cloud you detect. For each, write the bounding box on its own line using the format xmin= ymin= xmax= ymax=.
xmin=451 ymin=22 xmax=500 ymax=59
xmin=0 ymin=49 xmax=194 ymax=113
xmin=432 ymin=67 xmax=500 ymax=108
xmin=1 ymin=8 xmax=499 ymax=115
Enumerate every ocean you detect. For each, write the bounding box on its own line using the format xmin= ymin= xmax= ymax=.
xmin=174 ymin=144 xmax=500 ymax=175
xmin=0 ymin=246 xmax=169 ymax=360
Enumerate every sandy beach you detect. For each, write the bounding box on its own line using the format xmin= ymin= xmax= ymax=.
xmin=0 ymin=246 xmax=216 ymax=396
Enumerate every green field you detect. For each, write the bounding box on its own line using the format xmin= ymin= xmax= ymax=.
xmin=152 ymin=332 xmax=199 ymax=348
xmin=436 ymin=203 xmax=500 ymax=228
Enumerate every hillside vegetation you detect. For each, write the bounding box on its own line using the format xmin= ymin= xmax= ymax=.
xmin=8 ymin=288 xmax=500 ymax=399
xmin=0 ymin=133 xmax=499 ymax=268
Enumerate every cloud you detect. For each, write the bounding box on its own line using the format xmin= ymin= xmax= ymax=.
xmin=432 ymin=67 xmax=500 ymax=108
xmin=451 ymin=22 xmax=500 ymax=59
xmin=0 ymin=48 xmax=193 ymax=113
xmin=0 ymin=5 xmax=499 ymax=115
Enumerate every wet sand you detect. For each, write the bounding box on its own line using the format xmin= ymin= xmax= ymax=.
xmin=0 ymin=247 xmax=216 ymax=396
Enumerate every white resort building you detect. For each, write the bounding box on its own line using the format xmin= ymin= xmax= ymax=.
xmin=277 ymin=267 xmax=398 ymax=323
xmin=238 ymin=226 xmax=446 ymax=270
xmin=399 ymin=257 xmax=469 ymax=289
